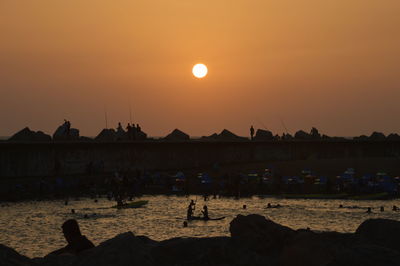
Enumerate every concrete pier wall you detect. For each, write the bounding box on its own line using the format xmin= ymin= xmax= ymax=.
xmin=0 ymin=140 xmax=400 ymax=178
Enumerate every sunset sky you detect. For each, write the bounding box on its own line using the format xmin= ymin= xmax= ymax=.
xmin=1 ymin=0 xmax=399 ymax=137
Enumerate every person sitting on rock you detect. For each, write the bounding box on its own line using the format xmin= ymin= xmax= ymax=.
xmin=202 ymin=205 xmax=209 ymax=220
xmin=366 ymin=207 xmax=372 ymax=213
xmin=393 ymin=205 xmax=398 ymax=211
xmin=48 ymin=219 xmax=94 ymax=256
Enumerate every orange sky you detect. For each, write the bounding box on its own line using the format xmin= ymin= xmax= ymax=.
xmin=1 ymin=0 xmax=399 ymax=137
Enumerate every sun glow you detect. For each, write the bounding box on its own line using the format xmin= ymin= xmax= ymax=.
xmin=192 ymin=63 xmax=208 ymax=78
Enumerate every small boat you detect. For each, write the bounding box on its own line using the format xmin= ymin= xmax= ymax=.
xmin=111 ymin=200 xmax=149 ymax=209
xmin=187 ymin=216 xmax=225 ymax=221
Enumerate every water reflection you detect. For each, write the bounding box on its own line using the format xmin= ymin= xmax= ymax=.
xmin=1 ymin=195 xmax=399 ymax=258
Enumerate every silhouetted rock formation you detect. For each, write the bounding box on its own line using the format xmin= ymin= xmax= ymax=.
xmin=2 ymin=216 xmax=400 ymax=266
xmin=136 ymin=130 xmax=148 ymax=141
xmin=217 ymin=129 xmax=247 ymax=141
xmin=115 ymin=127 xmax=128 ymax=141
xmin=230 ymin=214 xmax=295 ymax=254
xmin=199 ymin=133 xmax=218 ymax=141
xmin=294 ymin=130 xmax=311 ymax=140
xmin=310 ymin=127 xmax=321 ymax=139
xmin=164 ymin=129 xmax=190 ymax=141
xmin=0 ymin=243 xmax=34 ymax=266
xmin=354 ymin=135 xmax=369 ymax=140
xmin=254 ymin=129 xmax=273 ymax=141
xmin=369 ymin=132 xmax=386 ymax=140
xmin=282 ymin=133 xmax=293 ymax=140
xmin=53 ymin=121 xmax=80 ymax=141
xmin=95 ymin=129 xmax=117 ymax=141
xmin=355 ymin=218 xmax=400 ymax=252
xmin=387 ymin=133 xmax=400 ymax=140
xmin=8 ymin=127 xmax=51 ymax=142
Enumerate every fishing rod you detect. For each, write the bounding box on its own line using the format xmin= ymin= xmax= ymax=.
xmin=104 ymin=105 xmax=108 ymax=129
xmin=278 ymin=116 xmax=289 ymax=134
xmin=129 ymin=104 xmax=133 ymax=124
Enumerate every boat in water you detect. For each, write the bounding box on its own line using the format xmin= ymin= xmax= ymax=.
xmin=111 ymin=200 xmax=149 ymax=209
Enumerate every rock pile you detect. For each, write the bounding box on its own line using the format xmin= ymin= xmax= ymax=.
xmin=8 ymin=127 xmax=51 ymax=142
xmin=201 ymin=129 xmax=247 ymax=141
xmin=2 ymin=215 xmax=400 ymax=266
xmin=164 ymin=129 xmax=190 ymax=141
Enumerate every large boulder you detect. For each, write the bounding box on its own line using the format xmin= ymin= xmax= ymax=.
xmin=136 ymin=130 xmax=148 ymax=140
xmin=387 ymin=133 xmax=400 ymax=140
xmin=355 ymin=219 xmax=400 ymax=252
xmin=217 ymin=129 xmax=246 ymax=141
xmin=8 ymin=127 xmax=51 ymax=142
xmin=74 ymin=232 xmax=154 ymax=266
xmin=229 ymin=214 xmax=295 ymax=255
xmin=254 ymin=129 xmax=273 ymax=141
xmin=294 ymin=130 xmax=311 ymax=140
xmin=369 ymin=132 xmax=386 ymax=140
xmin=200 ymin=133 xmax=219 ymax=141
xmin=115 ymin=127 xmax=128 ymax=141
xmin=310 ymin=127 xmax=321 ymax=139
xmin=95 ymin=129 xmax=116 ymax=141
xmin=53 ymin=122 xmax=79 ymax=141
xmin=38 ymin=232 xmax=155 ymax=266
xmin=354 ymin=135 xmax=368 ymax=140
xmin=164 ymin=129 xmax=190 ymax=141
xmin=0 ymin=244 xmax=34 ymax=266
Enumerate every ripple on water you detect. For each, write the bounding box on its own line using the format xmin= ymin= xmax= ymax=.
xmin=1 ymin=195 xmax=400 ymax=257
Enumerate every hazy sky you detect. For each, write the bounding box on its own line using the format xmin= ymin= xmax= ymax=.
xmin=1 ymin=0 xmax=399 ymax=137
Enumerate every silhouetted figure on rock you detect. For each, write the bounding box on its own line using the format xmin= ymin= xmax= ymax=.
xmin=48 ymin=219 xmax=94 ymax=256
xmin=250 ymin=126 xmax=255 ymax=140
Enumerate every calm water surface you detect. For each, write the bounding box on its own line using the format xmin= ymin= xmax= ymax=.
xmin=1 ymin=195 xmax=400 ymax=258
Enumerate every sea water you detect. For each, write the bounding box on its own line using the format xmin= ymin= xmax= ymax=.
xmin=1 ymin=195 xmax=399 ymax=258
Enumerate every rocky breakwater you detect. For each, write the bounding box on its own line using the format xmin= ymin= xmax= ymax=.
xmin=2 ymin=215 xmax=400 ymax=266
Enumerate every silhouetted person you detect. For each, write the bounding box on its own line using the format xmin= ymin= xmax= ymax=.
xmin=366 ymin=207 xmax=372 ymax=213
xmin=393 ymin=205 xmax=398 ymax=211
xmin=48 ymin=219 xmax=94 ymax=256
xmin=126 ymin=124 xmax=132 ymax=140
xmin=339 ymin=204 xmax=343 ymax=208
xmin=243 ymin=204 xmax=247 ymax=209
xmin=71 ymin=209 xmax=75 ymax=214
xmin=136 ymin=124 xmax=141 ymax=133
xmin=189 ymin=200 xmax=196 ymax=210
xmin=202 ymin=205 xmax=209 ymax=220
xmin=187 ymin=202 xmax=194 ymax=220
xmin=380 ymin=206 xmax=384 ymax=212
xmin=267 ymin=203 xmax=272 ymax=208
xmin=250 ymin=126 xmax=255 ymax=140
xmin=64 ymin=119 xmax=71 ymax=136
xmin=183 ymin=221 xmax=188 ymax=227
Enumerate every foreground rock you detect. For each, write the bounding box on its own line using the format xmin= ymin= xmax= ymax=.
xmin=0 ymin=244 xmax=34 ymax=266
xmin=2 ymin=216 xmax=400 ymax=266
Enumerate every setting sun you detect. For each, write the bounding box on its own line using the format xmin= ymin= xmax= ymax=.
xmin=192 ymin=63 xmax=208 ymax=79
